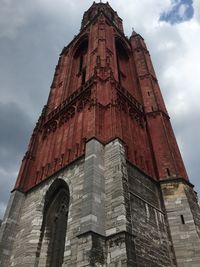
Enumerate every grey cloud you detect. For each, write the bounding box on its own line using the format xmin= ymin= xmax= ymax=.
xmin=172 ymin=111 xmax=200 ymax=195
xmin=0 ymin=1 xmax=90 ymax=117
xmin=0 ymin=102 xmax=32 ymax=165
xmin=0 ymin=102 xmax=33 ymax=218
xmin=0 ymin=0 xmax=38 ymax=39
xmin=0 ymin=169 xmax=17 ymax=219
xmin=0 ymin=0 xmax=88 ymax=219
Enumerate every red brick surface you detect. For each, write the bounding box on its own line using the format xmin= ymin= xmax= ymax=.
xmin=15 ymin=2 xmax=188 ymax=192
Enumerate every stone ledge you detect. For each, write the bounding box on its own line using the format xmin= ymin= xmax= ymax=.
xmin=77 ymin=230 xmax=136 ymax=240
xmin=159 ymin=177 xmax=194 ymax=188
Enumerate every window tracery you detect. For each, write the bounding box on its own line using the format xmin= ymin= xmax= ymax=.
xmin=36 ymin=180 xmax=70 ymax=267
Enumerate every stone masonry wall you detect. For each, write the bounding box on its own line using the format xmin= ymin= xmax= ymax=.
xmin=127 ymin=164 xmax=175 ymax=267
xmin=1 ymin=138 xmax=132 ymax=267
xmin=2 ymin=139 xmax=194 ymax=267
xmin=9 ymin=158 xmax=85 ymax=267
xmin=0 ymin=191 xmax=25 ymax=266
xmin=161 ymin=180 xmax=200 ymax=267
xmin=104 ymin=140 xmax=136 ymax=266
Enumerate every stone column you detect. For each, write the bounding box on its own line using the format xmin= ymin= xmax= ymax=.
xmin=79 ymin=138 xmax=105 ymax=236
xmin=104 ymin=139 xmax=136 ymax=266
xmin=77 ymin=138 xmax=106 ymax=266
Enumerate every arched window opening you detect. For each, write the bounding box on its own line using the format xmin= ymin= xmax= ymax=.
xmin=115 ymin=39 xmax=129 ymax=60
xmin=74 ymin=39 xmax=88 ymax=59
xmin=116 ymin=50 xmax=121 ymax=85
xmin=81 ymin=68 xmax=86 ymax=85
xmin=74 ymin=39 xmax=88 ymax=85
xmin=36 ymin=180 xmax=70 ymax=267
xmin=79 ymin=54 xmax=84 ymax=73
xmin=115 ymin=38 xmax=129 ymax=86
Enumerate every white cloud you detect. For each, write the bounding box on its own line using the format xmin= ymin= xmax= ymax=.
xmin=193 ymin=0 xmax=200 ymax=22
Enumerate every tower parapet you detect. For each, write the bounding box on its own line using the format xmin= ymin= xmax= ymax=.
xmin=81 ymin=2 xmax=124 ymax=32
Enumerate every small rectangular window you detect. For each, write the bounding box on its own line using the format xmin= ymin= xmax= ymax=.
xmin=134 ymin=150 xmax=137 ymax=164
xmin=79 ymin=54 xmax=83 ymax=73
xmin=180 ymin=215 xmax=185 ymax=224
xmin=166 ymin=168 xmax=170 ymax=176
xmin=81 ymin=69 xmax=86 ymax=85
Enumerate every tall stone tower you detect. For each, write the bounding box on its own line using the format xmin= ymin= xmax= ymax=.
xmin=0 ymin=2 xmax=200 ymax=267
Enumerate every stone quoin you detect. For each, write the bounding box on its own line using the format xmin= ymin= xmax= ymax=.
xmin=0 ymin=2 xmax=200 ymax=267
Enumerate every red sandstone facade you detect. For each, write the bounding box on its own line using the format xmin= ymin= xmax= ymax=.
xmin=15 ymin=2 xmax=188 ymax=192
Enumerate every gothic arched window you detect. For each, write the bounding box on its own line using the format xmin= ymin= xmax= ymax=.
xmin=36 ymin=179 xmax=70 ymax=267
xmin=74 ymin=39 xmax=88 ymax=77
xmin=115 ymin=38 xmax=129 ymax=86
xmin=69 ymin=38 xmax=88 ymax=92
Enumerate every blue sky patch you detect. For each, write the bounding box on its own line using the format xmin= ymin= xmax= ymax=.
xmin=160 ymin=0 xmax=194 ymax=24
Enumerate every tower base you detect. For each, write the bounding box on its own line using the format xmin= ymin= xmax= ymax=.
xmin=2 ymin=139 xmax=198 ymax=266
xmin=161 ymin=179 xmax=200 ymax=266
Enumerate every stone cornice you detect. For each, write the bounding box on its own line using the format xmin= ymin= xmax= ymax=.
xmin=146 ymin=110 xmax=170 ymax=120
xmin=43 ymin=76 xmax=95 ymax=127
xmin=159 ymin=177 xmax=194 ymax=188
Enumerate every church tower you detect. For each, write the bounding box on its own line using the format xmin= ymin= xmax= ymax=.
xmin=1 ymin=2 xmax=200 ymax=266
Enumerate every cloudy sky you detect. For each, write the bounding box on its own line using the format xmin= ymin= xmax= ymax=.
xmin=0 ymin=0 xmax=200 ymax=219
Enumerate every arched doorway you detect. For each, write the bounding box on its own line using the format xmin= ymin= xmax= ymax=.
xmin=36 ymin=179 xmax=70 ymax=267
